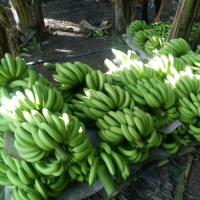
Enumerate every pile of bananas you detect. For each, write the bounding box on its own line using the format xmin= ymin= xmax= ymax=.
xmin=157 ymin=38 xmax=190 ymax=58
xmin=148 ymin=21 xmax=172 ymax=38
xmin=0 ymin=53 xmax=33 ymax=88
xmin=133 ymin=29 xmax=156 ymax=49
xmin=127 ymin=20 xmax=148 ymax=34
xmin=161 ymin=125 xmax=191 ymax=154
xmin=53 ymin=62 xmax=93 ymax=103
xmin=1 ymin=49 xmax=199 ymax=199
xmin=144 ymin=35 xmax=165 ymax=55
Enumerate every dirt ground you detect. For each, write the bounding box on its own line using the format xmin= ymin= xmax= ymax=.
xmin=2 ymin=0 xmax=177 ymax=82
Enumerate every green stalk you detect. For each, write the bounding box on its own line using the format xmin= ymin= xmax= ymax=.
xmin=55 ymin=145 xmax=69 ymax=161
xmin=135 ymin=140 xmax=146 ymax=148
xmin=97 ymin=164 xmax=119 ymax=199
xmin=151 ymin=107 xmax=165 ymax=116
xmin=171 ymin=133 xmax=184 ymax=143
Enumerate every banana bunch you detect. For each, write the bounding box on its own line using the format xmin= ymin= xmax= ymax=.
xmin=12 ymin=184 xmax=47 ymax=200
xmin=133 ymin=30 xmax=149 ymax=49
xmin=168 ymin=74 xmax=200 ymax=99
xmin=97 ymin=107 xmax=157 ymax=148
xmin=86 ymin=70 xmax=112 ymax=91
xmin=127 ymin=20 xmax=148 ymax=34
xmin=177 ymin=93 xmax=200 ymax=124
xmin=158 ymin=38 xmax=190 ymax=57
xmin=97 ymin=142 xmax=130 ymax=182
xmin=142 ymin=29 xmax=157 ymax=40
xmin=46 ymin=172 xmax=70 ymax=198
xmin=2 ymin=103 xmax=90 ymax=163
xmin=148 ymin=54 xmax=186 ymax=82
xmin=53 ymin=61 xmax=93 ymax=103
xmin=35 ymin=158 xmax=69 ymax=177
xmin=148 ymin=21 xmax=172 ymax=38
xmin=67 ymin=149 xmax=100 ymax=185
xmin=124 ymin=77 xmax=176 ymax=109
xmin=196 ymin=45 xmax=200 ymax=54
xmin=144 ymin=35 xmax=165 ymax=55
xmin=151 ymin=107 xmax=179 ymax=129
xmin=118 ymin=60 xmax=156 ymax=86
xmin=0 ymin=53 xmax=33 ymax=88
xmin=8 ymin=70 xmax=52 ymax=91
xmin=2 ymin=83 xmax=66 ymax=117
xmin=1 ymin=148 xmax=70 ymax=199
xmin=70 ymin=85 xmax=135 ymax=120
xmin=161 ymin=126 xmax=191 ymax=154
xmin=188 ymin=22 xmax=198 ymax=45
xmin=117 ymin=142 xmax=151 ymax=164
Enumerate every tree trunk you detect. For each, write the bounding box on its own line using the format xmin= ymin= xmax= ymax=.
xmin=34 ymin=0 xmax=45 ymax=31
xmin=111 ymin=0 xmax=127 ymax=33
xmin=191 ymin=23 xmax=200 ymax=52
xmin=167 ymin=0 xmax=200 ymax=42
xmin=0 ymin=4 xmax=18 ymax=59
xmin=131 ymin=0 xmax=141 ymax=22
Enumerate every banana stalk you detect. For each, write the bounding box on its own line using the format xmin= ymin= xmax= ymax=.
xmin=55 ymin=146 xmax=69 ymax=161
xmin=97 ymin=164 xmax=119 ymax=199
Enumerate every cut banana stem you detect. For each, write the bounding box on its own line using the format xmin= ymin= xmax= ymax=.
xmin=55 ymin=146 xmax=69 ymax=161
xmin=135 ymin=140 xmax=146 ymax=148
xmin=97 ymin=164 xmax=119 ymax=198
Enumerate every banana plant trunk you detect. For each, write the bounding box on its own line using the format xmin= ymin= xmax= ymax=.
xmin=191 ymin=23 xmax=200 ymax=51
xmin=167 ymin=0 xmax=200 ymax=42
xmin=111 ymin=0 xmax=127 ymax=33
xmin=0 ymin=4 xmax=19 ymax=59
xmin=9 ymin=0 xmax=35 ymax=32
xmin=34 ymin=0 xmax=45 ymax=31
